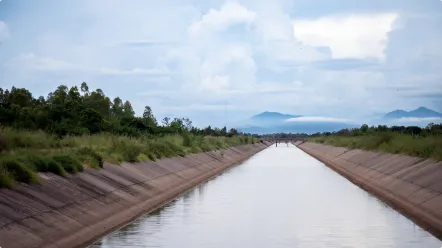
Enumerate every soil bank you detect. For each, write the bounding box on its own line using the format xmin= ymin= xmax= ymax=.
xmin=0 ymin=143 xmax=268 ymax=248
xmin=297 ymin=142 xmax=442 ymax=240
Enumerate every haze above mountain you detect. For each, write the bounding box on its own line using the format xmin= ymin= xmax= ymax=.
xmin=236 ymin=107 xmax=442 ymax=134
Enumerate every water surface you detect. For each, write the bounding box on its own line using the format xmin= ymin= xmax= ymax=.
xmin=91 ymin=144 xmax=442 ymax=248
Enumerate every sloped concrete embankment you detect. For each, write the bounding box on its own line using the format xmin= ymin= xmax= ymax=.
xmin=0 ymin=143 xmax=268 ymax=248
xmin=297 ymin=142 xmax=442 ymax=239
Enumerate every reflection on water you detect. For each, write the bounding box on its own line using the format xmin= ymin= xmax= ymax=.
xmin=90 ymin=144 xmax=442 ymax=248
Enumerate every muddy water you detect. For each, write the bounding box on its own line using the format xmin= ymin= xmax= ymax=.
xmin=90 ymin=144 xmax=442 ymax=248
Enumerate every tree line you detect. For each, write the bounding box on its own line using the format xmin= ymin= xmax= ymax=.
xmin=309 ymin=123 xmax=442 ymax=138
xmin=0 ymin=83 xmax=246 ymax=138
xmin=259 ymin=123 xmax=442 ymax=139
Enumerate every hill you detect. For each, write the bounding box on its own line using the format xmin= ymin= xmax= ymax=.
xmin=384 ymin=107 xmax=442 ymax=119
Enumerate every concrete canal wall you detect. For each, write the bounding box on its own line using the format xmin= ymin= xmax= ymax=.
xmin=297 ymin=142 xmax=442 ymax=240
xmin=0 ymin=143 xmax=268 ymax=248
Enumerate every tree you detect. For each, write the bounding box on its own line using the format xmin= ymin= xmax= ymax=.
xmin=360 ymin=124 xmax=369 ymax=133
xmin=228 ymin=128 xmax=238 ymax=137
xmin=204 ymin=125 xmax=213 ymax=136
xmin=111 ymin=97 xmax=124 ymax=118
xmin=80 ymin=108 xmax=104 ymax=134
xmin=162 ymin=117 xmax=170 ymax=126
xmin=80 ymin=82 xmax=89 ymax=96
xmin=7 ymin=87 xmax=33 ymax=107
xmin=123 ymin=100 xmax=135 ymax=117
xmin=182 ymin=117 xmax=193 ymax=130
xmin=170 ymin=118 xmax=185 ymax=133
xmin=86 ymin=89 xmax=111 ymax=118
xmin=48 ymin=85 xmax=69 ymax=105
xmin=0 ymin=83 xmax=257 ymax=139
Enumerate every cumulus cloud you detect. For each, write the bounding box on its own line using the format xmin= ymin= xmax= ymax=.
xmin=10 ymin=53 xmax=85 ymax=71
xmin=292 ymin=13 xmax=399 ymax=60
xmin=1 ymin=0 xmax=441 ymax=126
xmin=286 ymin=116 xmax=353 ymax=123
xmin=188 ymin=2 xmax=256 ymax=37
xmin=99 ymin=67 xmax=170 ymax=77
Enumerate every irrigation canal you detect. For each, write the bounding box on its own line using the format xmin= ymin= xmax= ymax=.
xmin=90 ymin=144 xmax=442 ymax=248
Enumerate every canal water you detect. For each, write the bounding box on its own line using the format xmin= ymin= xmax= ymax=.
xmin=90 ymin=144 xmax=442 ymax=248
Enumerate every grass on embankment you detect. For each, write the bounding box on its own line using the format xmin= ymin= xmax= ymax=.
xmin=0 ymin=128 xmax=258 ymax=188
xmin=309 ymin=133 xmax=442 ymax=161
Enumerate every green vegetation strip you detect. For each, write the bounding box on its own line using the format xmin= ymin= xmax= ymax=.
xmin=0 ymin=129 xmax=257 ymax=188
xmin=309 ymin=131 xmax=442 ymax=161
xmin=0 ymin=83 xmax=258 ymax=188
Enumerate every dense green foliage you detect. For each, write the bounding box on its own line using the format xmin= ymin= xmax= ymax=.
xmin=0 ymin=83 xmax=257 ymax=188
xmin=0 ymin=83 xmax=243 ymax=137
xmin=308 ymin=123 xmax=442 ymax=160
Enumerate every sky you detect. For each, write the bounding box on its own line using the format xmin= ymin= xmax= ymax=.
xmin=0 ymin=0 xmax=441 ymax=127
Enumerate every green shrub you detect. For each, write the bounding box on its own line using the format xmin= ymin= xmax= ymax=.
xmin=52 ymin=155 xmax=83 ymax=174
xmin=148 ymin=153 xmax=156 ymax=161
xmin=183 ymin=133 xmax=192 ymax=147
xmin=136 ymin=153 xmax=149 ymax=162
xmin=77 ymin=147 xmax=104 ymax=168
xmin=0 ymin=157 xmax=38 ymax=183
xmin=47 ymin=159 xmax=66 ymax=177
xmin=0 ymin=167 xmax=13 ymax=188
xmin=24 ymin=154 xmax=49 ymax=172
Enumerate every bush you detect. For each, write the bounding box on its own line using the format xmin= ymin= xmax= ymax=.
xmin=77 ymin=147 xmax=104 ymax=168
xmin=0 ymin=157 xmax=38 ymax=183
xmin=0 ymin=167 xmax=13 ymax=188
xmin=23 ymin=154 xmax=49 ymax=172
xmin=52 ymin=155 xmax=83 ymax=174
xmin=136 ymin=153 xmax=149 ymax=162
xmin=183 ymin=133 xmax=192 ymax=147
xmin=47 ymin=159 xmax=67 ymax=177
xmin=148 ymin=153 xmax=156 ymax=161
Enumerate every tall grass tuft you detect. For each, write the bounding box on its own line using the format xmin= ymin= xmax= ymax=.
xmin=0 ymin=157 xmax=38 ymax=184
xmin=52 ymin=155 xmax=83 ymax=174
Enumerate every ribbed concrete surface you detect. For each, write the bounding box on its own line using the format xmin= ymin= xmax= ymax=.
xmin=0 ymin=143 xmax=268 ymax=248
xmin=297 ymin=142 xmax=442 ymax=240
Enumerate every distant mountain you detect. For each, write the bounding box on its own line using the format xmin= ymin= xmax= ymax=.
xmin=383 ymin=110 xmax=410 ymax=119
xmin=238 ymin=121 xmax=358 ymax=135
xmin=409 ymin=107 xmax=442 ymax=118
xmin=236 ymin=111 xmax=358 ymax=135
xmin=251 ymin=111 xmax=301 ymax=120
xmin=383 ymin=107 xmax=442 ymax=119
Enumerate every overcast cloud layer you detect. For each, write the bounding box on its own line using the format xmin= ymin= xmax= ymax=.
xmin=0 ymin=0 xmax=441 ymax=126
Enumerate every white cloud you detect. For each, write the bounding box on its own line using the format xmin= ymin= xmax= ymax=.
xmin=392 ymin=117 xmax=442 ymax=123
xmin=198 ymin=43 xmax=256 ymax=92
xmin=286 ymin=116 xmax=352 ymax=123
xmin=2 ymin=0 xmax=441 ymax=125
xmin=0 ymin=21 xmax=10 ymax=41
xmin=9 ymin=53 xmax=170 ymax=80
xmin=188 ymin=2 xmax=256 ymax=37
xmin=99 ymin=67 xmax=170 ymax=76
xmin=292 ymin=13 xmax=399 ymax=60
xmin=11 ymin=53 xmax=84 ymax=71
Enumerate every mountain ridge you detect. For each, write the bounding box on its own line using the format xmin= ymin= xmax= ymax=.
xmin=251 ymin=111 xmax=301 ymax=120
xmin=236 ymin=108 xmax=442 ymax=135
xmin=384 ymin=107 xmax=442 ymax=119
